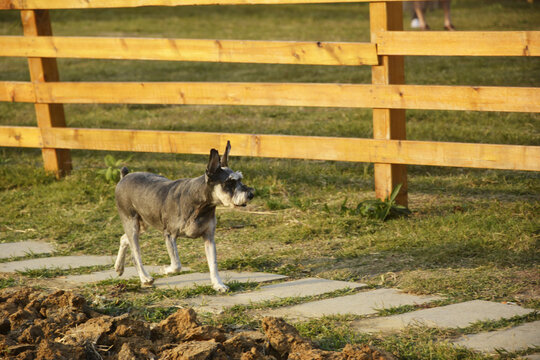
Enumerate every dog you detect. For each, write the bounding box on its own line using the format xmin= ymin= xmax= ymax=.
xmin=114 ymin=141 xmax=254 ymax=292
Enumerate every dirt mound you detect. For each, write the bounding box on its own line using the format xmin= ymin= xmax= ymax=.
xmin=0 ymin=287 xmax=394 ymax=360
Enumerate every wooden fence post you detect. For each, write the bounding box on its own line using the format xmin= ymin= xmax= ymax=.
xmin=20 ymin=9 xmax=71 ymax=178
xmin=369 ymin=1 xmax=408 ymax=206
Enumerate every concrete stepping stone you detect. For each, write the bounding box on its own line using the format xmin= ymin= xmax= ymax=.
xmin=61 ymin=266 xmax=192 ymax=283
xmin=0 ymin=255 xmax=115 ymax=273
xmin=353 ymin=300 xmax=535 ymax=333
xmin=0 ymin=241 xmax=54 ymax=259
xmin=452 ymin=320 xmax=540 ymax=354
xmin=183 ymin=278 xmax=367 ymax=313
xmin=155 ymin=271 xmax=287 ymax=290
xmin=267 ymin=288 xmax=442 ymax=320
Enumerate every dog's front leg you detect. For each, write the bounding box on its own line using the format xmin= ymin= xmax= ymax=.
xmin=203 ymin=231 xmax=229 ymax=292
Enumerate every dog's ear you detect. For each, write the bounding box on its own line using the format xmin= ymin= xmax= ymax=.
xmin=206 ymin=149 xmax=221 ymax=179
xmin=221 ymin=141 xmax=231 ymax=168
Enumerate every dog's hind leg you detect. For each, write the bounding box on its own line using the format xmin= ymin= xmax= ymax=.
xmin=123 ymin=217 xmax=154 ymax=286
xmin=114 ymin=234 xmax=129 ymax=276
xmin=161 ymin=233 xmax=182 ymax=275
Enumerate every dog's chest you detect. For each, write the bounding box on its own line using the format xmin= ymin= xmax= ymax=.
xmin=167 ymin=207 xmax=216 ymax=238
xmin=181 ymin=216 xmax=213 ymax=238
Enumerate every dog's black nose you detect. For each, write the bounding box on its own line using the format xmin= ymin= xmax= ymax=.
xmin=248 ymin=191 xmax=254 ymax=200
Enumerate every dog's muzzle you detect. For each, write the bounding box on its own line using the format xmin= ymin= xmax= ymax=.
xmin=234 ymin=187 xmax=254 ymax=207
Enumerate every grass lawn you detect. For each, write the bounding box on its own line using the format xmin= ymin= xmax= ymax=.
xmin=0 ymin=0 xmax=539 ymax=358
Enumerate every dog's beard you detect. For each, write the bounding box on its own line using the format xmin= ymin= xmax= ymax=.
xmin=212 ymin=184 xmax=250 ymax=207
xmin=232 ymin=190 xmax=250 ymax=207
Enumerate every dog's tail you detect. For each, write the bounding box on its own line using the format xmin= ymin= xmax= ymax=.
xmin=120 ymin=166 xmax=130 ymax=179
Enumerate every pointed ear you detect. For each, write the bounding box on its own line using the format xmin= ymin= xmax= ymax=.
xmin=221 ymin=141 xmax=231 ymax=168
xmin=206 ymin=149 xmax=220 ymax=179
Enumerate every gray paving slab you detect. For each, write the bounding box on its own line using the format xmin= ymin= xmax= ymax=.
xmin=353 ymin=300 xmax=535 ymax=333
xmin=0 ymin=255 xmax=115 ymax=272
xmin=0 ymin=241 xmax=54 ymax=259
xmin=61 ymin=266 xmax=192 ymax=283
xmin=155 ymin=271 xmax=287 ymax=290
xmin=184 ymin=278 xmax=367 ymax=313
xmin=522 ymin=354 xmax=540 ymax=360
xmin=452 ymin=320 xmax=540 ymax=354
xmin=267 ymin=288 xmax=442 ymax=320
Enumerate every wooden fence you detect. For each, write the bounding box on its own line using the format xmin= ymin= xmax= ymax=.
xmin=0 ymin=0 xmax=539 ymax=206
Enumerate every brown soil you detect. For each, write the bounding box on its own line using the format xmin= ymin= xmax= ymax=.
xmin=0 ymin=287 xmax=395 ymax=360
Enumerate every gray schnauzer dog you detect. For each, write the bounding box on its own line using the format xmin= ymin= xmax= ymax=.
xmin=114 ymin=141 xmax=254 ymax=291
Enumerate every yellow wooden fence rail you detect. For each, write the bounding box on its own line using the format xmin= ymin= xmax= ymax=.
xmin=1 ymin=82 xmax=539 ymax=113
xmin=0 ymin=0 xmax=407 ymax=9
xmin=0 ymin=0 xmax=539 ymax=206
xmin=2 ymin=127 xmax=539 ymax=172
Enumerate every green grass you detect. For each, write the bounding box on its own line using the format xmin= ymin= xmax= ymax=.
xmin=0 ymin=0 xmax=539 ymax=358
xmin=17 ymin=264 xmax=112 ymax=278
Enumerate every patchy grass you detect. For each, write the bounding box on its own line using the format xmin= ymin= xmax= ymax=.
xmin=0 ymin=0 xmax=539 ymax=358
xmin=0 ymin=277 xmax=16 ymax=289
xmin=17 ymin=264 xmax=112 ymax=279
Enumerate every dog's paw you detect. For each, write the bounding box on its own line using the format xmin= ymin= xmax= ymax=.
xmin=141 ymin=277 xmax=155 ymax=287
xmin=160 ymin=265 xmax=181 ymax=275
xmin=213 ymin=283 xmax=229 ymax=293
xmin=114 ymin=264 xmax=124 ymax=277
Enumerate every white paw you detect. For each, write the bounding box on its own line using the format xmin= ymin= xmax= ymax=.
xmin=160 ymin=265 xmax=181 ymax=275
xmin=115 ymin=264 xmax=124 ymax=276
xmin=141 ymin=277 xmax=155 ymax=287
xmin=213 ymin=283 xmax=229 ymax=293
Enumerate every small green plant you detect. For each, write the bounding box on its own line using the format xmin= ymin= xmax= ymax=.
xmin=332 ymin=184 xmax=411 ymax=221
xmin=97 ymin=154 xmax=129 ymax=183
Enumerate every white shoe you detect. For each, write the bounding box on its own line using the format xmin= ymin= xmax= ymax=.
xmin=411 ymin=18 xmax=421 ymax=28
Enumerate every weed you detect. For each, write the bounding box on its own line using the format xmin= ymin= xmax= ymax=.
xmin=97 ymin=154 xmax=130 ymax=183
xmin=335 ymin=184 xmax=411 ymax=221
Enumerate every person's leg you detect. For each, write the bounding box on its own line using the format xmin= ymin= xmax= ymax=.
xmin=414 ymin=1 xmax=430 ymax=30
xmin=442 ymin=0 xmax=455 ymax=30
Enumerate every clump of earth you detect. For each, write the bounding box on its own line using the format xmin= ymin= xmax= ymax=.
xmin=0 ymin=287 xmax=394 ymax=360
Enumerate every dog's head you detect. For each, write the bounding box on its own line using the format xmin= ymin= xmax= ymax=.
xmin=206 ymin=141 xmax=254 ymax=208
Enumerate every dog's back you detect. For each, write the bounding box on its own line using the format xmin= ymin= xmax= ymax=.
xmin=116 ymin=172 xmax=176 ymax=228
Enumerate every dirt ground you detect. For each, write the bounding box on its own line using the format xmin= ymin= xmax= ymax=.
xmin=0 ymin=287 xmax=395 ymax=360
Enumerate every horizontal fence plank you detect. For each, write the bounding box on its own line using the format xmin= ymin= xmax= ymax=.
xmin=0 ymin=36 xmax=378 ymax=66
xmin=1 ymin=126 xmax=538 ymax=171
xmin=0 ymin=126 xmax=42 ymax=148
xmin=376 ymin=31 xmax=540 ymax=57
xmin=1 ymin=81 xmax=539 ymax=113
xmin=0 ymin=81 xmax=36 ymax=102
xmin=0 ymin=0 xmax=414 ymax=9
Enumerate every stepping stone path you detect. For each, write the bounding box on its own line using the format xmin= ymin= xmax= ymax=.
xmin=182 ymin=278 xmax=366 ymax=313
xmin=0 ymin=240 xmax=537 ymax=356
xmin=0 ymin=255 xmax=115 ymax=272
xmin=452 ymin=320 xmax=540 ymax=353
xmin=62 ymin=266 xmax=178 ymax=283
xmin=267 ymin=288 xmax=441 ymax=320
xmin=155 ymin=271 xmax=287 ymax=290
xmin=352 ymin=300 xmax=535 ymax=333
xmin=0 ymin=240 xmax=54 ymax=259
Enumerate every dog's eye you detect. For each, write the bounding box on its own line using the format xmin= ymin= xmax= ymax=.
xmin=225 ymin=180 xmax=236 ymax=189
